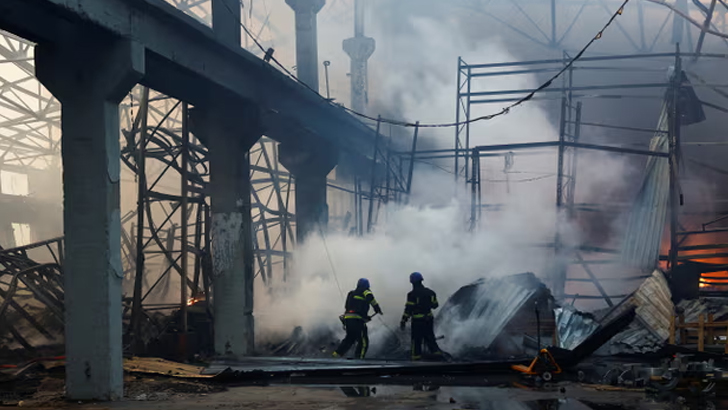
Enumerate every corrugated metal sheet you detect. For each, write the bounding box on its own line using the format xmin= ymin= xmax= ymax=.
xmin=602 ymin=270 xmax=674 ymax=355
xmin=436 ymin=273 xmax=546 ymax=353
xmin=678 ymin=298 xmax=728 ymax=324
xmin=620 ymin=100 xmax=670 ymax=271
xmin=555 ymin=305 xmax=600 ymax=350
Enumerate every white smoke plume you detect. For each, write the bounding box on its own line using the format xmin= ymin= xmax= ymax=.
xmin=250 ymin=0 xmax=678 ymax=356
xmin=254 ymin=16 xmax=598 ymax=353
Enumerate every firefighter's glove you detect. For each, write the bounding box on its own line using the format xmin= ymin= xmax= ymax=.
xmin=400 ymin=321 xmax=406 ymax=331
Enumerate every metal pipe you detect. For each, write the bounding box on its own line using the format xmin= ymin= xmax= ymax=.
xmin=470 ymin=149 xmax=479 ymax=231
xmin=668 ymin=46 xmax=682 ymax=270
xmin=179 ymin=102 xmax=190 ymax=358
xmin=574 ymin=253 xmax=614 ymax=307
xmin=366 ymin=117 xmax=381 ymax=234
xmin=695 ymin=0 xmax=718 ymax=58
xmin=462 ymin=82 xmax=728 ymax=99
xmin=474 ymin=140 xmax=669 ymax=157
xmin=406 ymin=123 xmax=419 ymax=195
xmin=454 ymin=57 xmax=463 ymax=183
xmin=571 ymin=121 xmax=668 ymax=134
xmin=192 ymin=199 xmax=203 ymax=295
xmin=464 ymin=66 xmax=472 ymax=183
xmin=130 ymin=86 xmax=149 ymax=353
xmin=462 ymin=52 xmax=728 ymax=70
xmin=323 ymin=60 xmax=331 ymax=99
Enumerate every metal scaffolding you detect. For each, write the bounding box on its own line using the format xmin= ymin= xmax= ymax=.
xmin=451 ymin=0 xmax=728 ymax=54
xmin=455 ymin=49 xmax=728 ymax=305
xmin=4 ymin=0 xmax=728 ymax=353
xmin=0 ymin=0 xmax=414 ymax=351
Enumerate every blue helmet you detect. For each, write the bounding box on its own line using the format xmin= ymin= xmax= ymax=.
xmin=410 ymin=272 xmax=424 ymax=283
xmin=357 ymin=278 xmax=370 ymax=289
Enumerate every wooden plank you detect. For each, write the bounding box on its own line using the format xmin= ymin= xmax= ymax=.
xmin=676 ymin=321 xmax=728 ymax=328
xmin=124 ymin=357 xmax=212 ymax=379
xmin=698 ymin=314 xmax=705 ymax=352
xmin=680 ymin=314 xmax=687 ymax=344
xmin=708 ymin=314 xmax=715 ymax=344
xmin=669 ymin=315 xmax=676 ymax=344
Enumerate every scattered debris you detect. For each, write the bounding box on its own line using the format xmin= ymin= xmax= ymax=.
xmin=555 ymin=306 xmax=599 ymax=351
xmin=597 ymin=270 xmax=674 ymax=355
xmin=436 ymin=273 xmax=556 ymax=359
xmin=0 ymin=238 xmax=65 ymax=361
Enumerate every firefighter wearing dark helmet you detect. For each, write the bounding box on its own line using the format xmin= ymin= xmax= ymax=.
xmin=400 ymin=272 xmax=443 ymax=360
xmin=333 ymin=278 xmax=382 ymax=359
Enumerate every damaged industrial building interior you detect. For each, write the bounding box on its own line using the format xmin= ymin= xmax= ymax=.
xmin=5 ymin=0 xmax=728 ymax=408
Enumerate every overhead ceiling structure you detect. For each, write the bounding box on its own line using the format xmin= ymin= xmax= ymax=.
xmin=447 ymin=0 xmax=728 ymax=305
xmin=451 ymin=0 xmax=727 ymax=54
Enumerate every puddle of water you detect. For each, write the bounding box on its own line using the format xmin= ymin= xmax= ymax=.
xmin=434 ymin=387 xmax=612 ymax=410
xmin=289 ymin=384 xmax=727 ymax=409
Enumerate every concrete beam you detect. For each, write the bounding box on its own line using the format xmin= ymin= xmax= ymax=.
xmin=0 ymin=0 xmax=377 ymax=162
xmin=34 ymin=36 xmax=144 ymax=400
xmin=190 ymin=96 xmax=260 ymax=357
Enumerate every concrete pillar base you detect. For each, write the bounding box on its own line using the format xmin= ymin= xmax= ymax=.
xmin=190 ymin=97 xmax=261 ymax=358
xmin=35 ymin=36 xmax=144 ymax=401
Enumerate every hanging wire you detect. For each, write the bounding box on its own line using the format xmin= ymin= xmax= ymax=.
xmin=223 ymin=0 xmax=631 ymax=128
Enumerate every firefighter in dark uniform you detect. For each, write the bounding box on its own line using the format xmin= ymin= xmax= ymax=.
xmin=333 ymin=278 xmax=383 ymax=359
xmin=400 ymin=272 xmax=443 ymax=360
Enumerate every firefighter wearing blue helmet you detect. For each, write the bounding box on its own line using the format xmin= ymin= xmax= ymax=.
xmin=400 ymin=272 xmax=443 ymax=360
xmin=333 ymin=278 xmax=382 ymax=359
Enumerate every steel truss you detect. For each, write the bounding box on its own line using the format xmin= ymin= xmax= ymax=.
xmin=452 ymin=0 xmax=728 ymax=55
xmin=117 ymin=86 xmax=302 ymax=350
xmin=0 ymin=238 xmax=64 ymax=354
xmin=363 ymin=118 xmax=419 ymax=235
xmin=455 ymin=50 xmax=728 ymax=306
xmin=0 ymin=0 xmax=413 ymax=350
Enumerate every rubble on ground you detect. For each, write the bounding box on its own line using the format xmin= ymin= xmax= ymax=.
xmin=593 ymin=270 xmax=674 ymax=355
xmin=0 ymin=240 xmax=65 ymax=359
xmin=259 ymin=325 xmax=340 ymax=357
xmin=555 ymin=306 xmax=599 ymax=350
xmin=0 ymin=356 xmax=224 ymax=406
xmin=435 ymin=272 xmax=556 ymax=359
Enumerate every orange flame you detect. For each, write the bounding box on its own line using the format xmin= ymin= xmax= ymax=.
xmin=660 ymin=222 xmax=728 ymax=290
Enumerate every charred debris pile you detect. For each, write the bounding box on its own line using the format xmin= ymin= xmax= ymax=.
xmin=3 ymin=237 xmax=728 ymax=365
xmin=261 ymin=270 xmax=728 ymax=363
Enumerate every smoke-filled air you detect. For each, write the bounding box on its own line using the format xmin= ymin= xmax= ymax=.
xmin=254 ymin=0 xmax=638 ymax=355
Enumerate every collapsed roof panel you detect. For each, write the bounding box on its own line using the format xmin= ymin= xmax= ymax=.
xmin=436 ymin=273 xmax=555 ymax=356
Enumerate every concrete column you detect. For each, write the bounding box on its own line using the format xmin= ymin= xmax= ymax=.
xmin=343 ymin=36 xmax=375 ymax=113
xmin=211 ymin=0 xmax=241 ymax=48
xmin=190 ymin=96 xmax=260 ymax=357
xmin=279 ymin=142 xmax=337 ymax=242
xmin=35 ymin=37 xmax=144 ymax=400
xmin=343 ymin=0 xmax=375 ymax=114
xmin=285 ymin=0 xmax=325 ymax=91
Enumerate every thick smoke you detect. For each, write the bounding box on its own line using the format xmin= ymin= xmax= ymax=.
xmin=254 ymin=8 xmax=636 ymax=353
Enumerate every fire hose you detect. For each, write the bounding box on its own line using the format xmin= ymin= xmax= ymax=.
xmin=338 ymin=312 xmax=380 ymax=330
